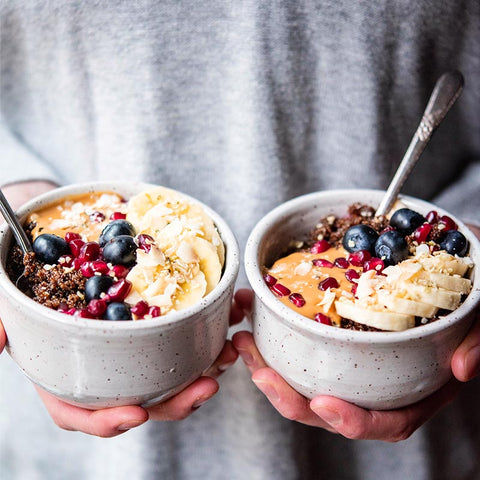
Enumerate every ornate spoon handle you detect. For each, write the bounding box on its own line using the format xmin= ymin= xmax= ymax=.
xmin=376 ymin=70 xmax=464 ymax=216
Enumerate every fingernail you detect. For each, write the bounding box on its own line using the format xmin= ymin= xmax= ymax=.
xmin=237 ymin=349 xmax=254 ymax=366
xmin=465 ymin=345 xmax=480 ymax=379
xmin=192 ymin=396 xmax=211 ymax=409
xmin=117 ymin=420 xmax=145 ymax=431
xmin=218 ymin=361 xmax=235 ymax=372
xmin=311 ymin=406 xmax=342 ymax=426
xmin=252 ymin=379 xmax=280 ymax=402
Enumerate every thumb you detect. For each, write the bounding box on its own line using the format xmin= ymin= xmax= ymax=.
xmin=0 ymin=319 xmax=6 ymax=353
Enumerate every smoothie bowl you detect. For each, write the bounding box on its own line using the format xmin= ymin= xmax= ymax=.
xmin=245 ymin=189 xmax=480 ymax=410
xmin=0 ymin=181 xmax=239 ymax=409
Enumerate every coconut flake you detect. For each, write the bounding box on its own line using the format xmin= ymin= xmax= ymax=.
xmin=356 ymin=270 xmax=377 ymax=299
xmin=177 ymin=241 xmax=199 ymax=263
xmin=294 ymin=261 xmax=312 ymax=276
xmin=318 ymin=288 xmax=336 ymax=313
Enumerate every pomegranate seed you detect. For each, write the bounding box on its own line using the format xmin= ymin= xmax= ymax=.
xmin=107 ymin=279 xmax=132 ymax=302
xmin=137 ymin=234 xmax=155 ymax=253
xmin=89 ymin=211 xmax=105 ymax=223
xmin=90 ymin=260 xmax=109 ymax=275
xmin=312 ymin=258 xmax=334 ymax=268
xmin=263 ymin=274 xmax=277 ymax=286
xmin=363 ymin=257 xmax=385 ymax=273
xmin=147 ymin=305 xmax=161 ymax=318
xmin=69 ymin=239 xmax=85 ymax=257
xmin=79 ymin=242 xmax=101 ymax=262
xmin=351 ymin=283 xmax=358 ymax=295
xmin=87 ymin=299 xmax=107 ymax=316
xmin=414 ymin=223 xmax=432 ymax=243
xmin=110 ymin=212 xmax=126 ymax=220
xmin=57 ymin=304 xmax=69 ymax=314
xmin=110 ymin=264 xmax=129 ymax=279
xmin=318 ymin=277 xmax=339 ymax=290
xmin=58 ymin=255 xmax=73 ymax=267
xmin=271 ymin=283 xmax=291 ymax=296
xmin=310 ymin=240 xmax=331 ymax=254
xmin=345 ymin=269 xmax=360 ymax=282
xmin=288 ymin=292 xmax=306 ymax=308
xmin=380 ymin=226 xmax=396 ymax=234
xmin=334 ymin=257 xmax=349 ymax=269
xmin=314 ymin=312 xmax=332 ymax=325
xmin=75 ymin=308 xmax=95 ymax=319
xmin=438 ymin=215 xmax=457 ymax=231
xmin=131 ymin=300 xmax=149 ymax=317
xmin=80 ymin=262 xmax=95 ymax=278
xmin=65 ymin=232 xmax=82 ymax=243
xmin=348 ymin=250 xmax=371 ymax=267
xmin=426 ymin=210 xmax=438 ymax=224
xmin=73 ymin=257 xmax=85 ymax=269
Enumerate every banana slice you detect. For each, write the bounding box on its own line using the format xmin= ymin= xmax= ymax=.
xmin=377 ymin=291 xmax=438 ymax=318
xmin=417 ymin=253 xmax=471 ymax=277
xmin=416 ymin=271 xmax=472 ymax=294
xmin=400 ymin=283 xmax=462 ymax=310
xmin=174 ymin=271 xmax=207 ymax=310
xmin=188 ymin=237 xmax=223 ymax=295
xmin=335 ymin=298 xmax=415 ymax=331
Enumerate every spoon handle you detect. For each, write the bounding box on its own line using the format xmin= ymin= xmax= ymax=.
xmin=376 ymin=70 xmax=464 ymax=216
xmin=0 ymin=189 xmax=32 ymax=254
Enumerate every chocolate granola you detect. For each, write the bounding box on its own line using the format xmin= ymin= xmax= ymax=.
xmin=308 ymin=203 xmax=389 ymax=248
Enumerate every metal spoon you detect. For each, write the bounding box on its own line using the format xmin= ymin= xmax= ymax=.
xmin=0 ymin=189 xmax=32 ymax=254
xmin=0 ymin=189 xmax=33 ymax=290
xmin=376 ymin=70 xmax=464 ymax=216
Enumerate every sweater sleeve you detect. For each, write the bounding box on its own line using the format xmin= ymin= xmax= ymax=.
xmin=0 ymin=115 xmax=62 ymax=188
xmin=432 ymin=160 xmax=480 ymax=227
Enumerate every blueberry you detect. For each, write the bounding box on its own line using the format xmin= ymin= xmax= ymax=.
xmin=374 ymin=231 xmax=409 ymax=265
xmin=343 ymin=225 xmax=379 ymax=254
xmin=389 ymin=208 xmax=426 ymax=235
xmin=99 ymin=220 xmax=136 ymax=247
xmin=85 ymin=275 xmax=114 ymax=302
xmin=32 ymin=233 xmax=70 ymax=264
xmin=104 ymin=302 xmax=131 ymax=321
xmin=102 ymin=235 xmax=137 ymax=267
xmin=440 ymin=230 xmax=468 ymax=256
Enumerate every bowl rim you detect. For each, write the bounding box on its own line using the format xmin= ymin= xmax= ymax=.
xmin=0 ymin=181 xmax=240 ymax=331
xmin=245 ymin=188 xmax=480 ymax=344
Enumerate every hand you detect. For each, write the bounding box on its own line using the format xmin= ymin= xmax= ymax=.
xmin=0 ymin=319 xmax=6 ymax=354
xmin=232 ymin=289 xmax=478 ymax=442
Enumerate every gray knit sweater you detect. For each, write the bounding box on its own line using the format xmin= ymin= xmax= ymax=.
xmin=1 ymin=1 xmax=479 ymax=479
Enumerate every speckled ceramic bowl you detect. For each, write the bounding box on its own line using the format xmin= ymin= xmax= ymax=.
xmin=245 ymin=189 xmax=480 ymax=410
xmin=0 ymin=181 xmax=239 ymax=409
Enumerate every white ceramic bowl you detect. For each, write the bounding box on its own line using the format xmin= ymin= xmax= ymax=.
xmin=0 ymin=181 xmax=239 ymax=409
xmin=245 ymin=189 xmax=480 ymax=410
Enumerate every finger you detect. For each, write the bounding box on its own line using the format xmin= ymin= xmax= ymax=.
xmin=0 ymin=319 xmax=6 ymax=353
xmin=232 ymin=331 xmax=268 ymax=372
xmin=147 ymin=376 xmax=219 ymax=421
xmin=229 ymin=298 xmax=246 ymax=326
xmin=204 ymin=340 xmax=238 ymax=379
xmin=35 ymin=385 xmax=148 ymax=438
xmin=234 ymin=289 xmax=254 ymax=317
xmin=252 ymin=367 xmax=337 ymax=432
xmin=451 ymin=314 xmax=480 ymax=382
xmin=232 ymin=331 xmax=336 ymax=431
xmin=310 ymin=378 xmax=461 ymax=442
